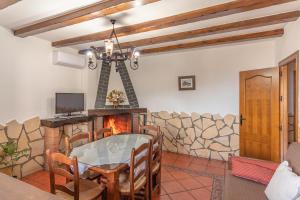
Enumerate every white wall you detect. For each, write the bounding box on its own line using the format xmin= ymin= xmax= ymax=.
xmin=106 ymin=40 xmax=277 ymax=116
xmin=0 ymin=26 xmax=85 ymax=124
xmin=276 ymin=19 xmax=300 ymax=63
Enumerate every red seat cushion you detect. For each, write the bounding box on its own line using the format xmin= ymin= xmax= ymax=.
xmin=231 ymin=156 xmax=279 ymax=185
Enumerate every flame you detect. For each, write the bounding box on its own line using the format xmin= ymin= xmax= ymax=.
xmin=107 ymin=117 xmax=121 ymax=135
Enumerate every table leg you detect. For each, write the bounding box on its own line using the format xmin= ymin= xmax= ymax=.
xmin=106 ymin=171 xmax=120 ymax=200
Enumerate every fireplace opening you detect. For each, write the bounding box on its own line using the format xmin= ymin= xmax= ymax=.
xmin=103 ymin=114 xmax=132 ymax=135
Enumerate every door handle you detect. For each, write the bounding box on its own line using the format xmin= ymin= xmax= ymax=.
xmin=240 ymin=114 xmax=246 ymax=125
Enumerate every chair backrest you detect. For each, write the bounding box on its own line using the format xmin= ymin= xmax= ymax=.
xmin=65 ymin=132 xmax=92 ymax=156
xmin=46 ymin=149 xmax=80 ymax=200
xmin=286 ymin=142 xmax=300 ymax=175
xmin=150 ymin=133 xmax=163 ymax=171
xmin=129 ymin=142 xmax=151 ymax=199
xmin=94 ymin=128 xmax=113 ymax=140
xmin=139 ymin=125 xmax=160 ymax=136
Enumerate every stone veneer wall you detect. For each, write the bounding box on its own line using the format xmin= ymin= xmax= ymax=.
xmin=0 ymin=117 xmax=89 ymax=179
xmin=146 ymin=111 xmax=240 ymax=161
xmin=0 ymin=117 xmax=44 ymax=178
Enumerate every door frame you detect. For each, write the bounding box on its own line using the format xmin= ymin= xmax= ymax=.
xmin=279 ymin=51 xmax=299 ymax=146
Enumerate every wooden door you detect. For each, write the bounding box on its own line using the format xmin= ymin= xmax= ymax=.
xmin=280 ymin=65 xmax=289 ymax=160
xmin=240 ymin=67 xmax=280 ymax=162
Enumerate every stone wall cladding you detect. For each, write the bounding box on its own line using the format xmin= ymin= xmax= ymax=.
xmin=147 ymin=111 xmax=240 ymax=161
xmin=0 ymin=117 xmax=44 ymax=178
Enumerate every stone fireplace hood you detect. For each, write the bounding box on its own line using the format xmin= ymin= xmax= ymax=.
xmin=94 ymin=61 xmax=139 ymax=108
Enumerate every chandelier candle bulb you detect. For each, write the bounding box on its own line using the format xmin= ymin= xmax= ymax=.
xmin=104 ymin=39 xmax=114 ymax=56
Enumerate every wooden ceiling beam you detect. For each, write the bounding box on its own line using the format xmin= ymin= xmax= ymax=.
xmin=140 ymin=29 xmax=284 ymax=54
xmin=13 ymin=0 xmax=160 ymax=37
xmin=79 ymin=11 xmax=300 ymax=54
xmin=0 ymin=0 xmax=20 ymax=10
xmin=52 ymin=0 xmax=295 ymax=47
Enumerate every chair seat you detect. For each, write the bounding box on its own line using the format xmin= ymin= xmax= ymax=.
xmin=152 ymin=163 xmax=160 ymax=174
xmin=119 ymin=172 xmax=147 ymax=195
xmin=56 ymin=179 xmax=105 ymax=200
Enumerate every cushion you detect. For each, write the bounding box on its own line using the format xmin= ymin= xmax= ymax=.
xmin=231 ymin=156 xmax=278 ymax=185
xmin=265 ymin=161 xmax=300 ymax=200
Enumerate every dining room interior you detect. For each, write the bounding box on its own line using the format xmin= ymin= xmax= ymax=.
xmin=1 ymin=0 xmax=300 ymax=200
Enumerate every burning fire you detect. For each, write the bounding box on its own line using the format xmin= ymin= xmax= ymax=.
xmin=107 ymin=118 xmax=121 ymax=135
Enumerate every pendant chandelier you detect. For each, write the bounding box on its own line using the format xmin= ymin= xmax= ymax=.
xmin=86 ymin=19 xmax=140 ymax=71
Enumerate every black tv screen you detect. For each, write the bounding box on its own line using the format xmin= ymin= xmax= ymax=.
xmin=55 ymin=93 xmax=84 ymax=114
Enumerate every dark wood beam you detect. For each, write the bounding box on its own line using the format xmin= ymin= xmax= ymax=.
xmin=13 ymin=0 xmax=160 ymax=37
xmin=79 ymin=11 xmax=300 ymax=54
xmin=0 ymin=0 xmax=20 ymax=10
xmin=53 ymin=0 xmax=295 ymax=47
xmin=140 ymin=29 xmax=284 ymax=54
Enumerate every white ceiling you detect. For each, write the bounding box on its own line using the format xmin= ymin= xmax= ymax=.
xmin=1 ymin=0 xmax=300 ymax=51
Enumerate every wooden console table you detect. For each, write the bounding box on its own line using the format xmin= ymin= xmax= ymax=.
xmin=41 ymin=116 xmax=94 ymax=154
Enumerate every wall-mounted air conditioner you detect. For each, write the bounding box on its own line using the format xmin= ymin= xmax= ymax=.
xmin=53 ymin=50 xmax=86 ymax=69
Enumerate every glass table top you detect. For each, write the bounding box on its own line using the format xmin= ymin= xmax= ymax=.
xmin=70 ymin=134 xmax=152 ymax=173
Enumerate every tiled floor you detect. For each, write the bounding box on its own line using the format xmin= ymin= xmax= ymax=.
xmin=22 ymin=151 xmax=226 ymax=200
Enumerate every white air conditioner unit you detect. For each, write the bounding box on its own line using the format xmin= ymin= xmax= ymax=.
xmin=53 ymin=50 xmax=86 ymax=69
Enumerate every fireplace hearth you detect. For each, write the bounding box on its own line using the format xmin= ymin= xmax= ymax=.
xmin=104 ymin=114 xmax=131 ymax=134
xmin=88 ymin=108 xmax=147 ymax=135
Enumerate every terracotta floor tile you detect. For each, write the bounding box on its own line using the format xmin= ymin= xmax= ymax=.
xmin=158 ymin=195 xmax=172 ymax=200
xmin=160 ymin=187 xmax=167 ymax=196
xmin=161 ymin=170 xmax=175 ymax=183
xmin=189 ymin=188 xmax=211 ymax=200
xmin=169 ymin=191 xmax=195 ymax=200
xmin=189 ymin=163 xmax=207 ymax=173
xmin=173 ymin=155 xmax=193 ymax=168
xmin=205 ymin=185 xmax=213 ymax=192
xmin=162 ymin=153 xmax=178 ymax=165
xmin=194 ymin=176 xmax=213 ymax=187
xmin=190 ymin=157 xmax=209 ymax=166
xmin=162 ymin=181 xmax=186 ymax=194
xmin=168 ymin=168 xmax=191 ymax=180
xmin=177 ymin=178 xmax=204 ymax=190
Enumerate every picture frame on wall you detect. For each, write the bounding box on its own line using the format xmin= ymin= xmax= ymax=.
xmin=178 ymin=75 xmax=196 ymax=91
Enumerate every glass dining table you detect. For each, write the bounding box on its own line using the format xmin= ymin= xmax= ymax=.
xmin=70 ymin=133 xmax=153 ymax=200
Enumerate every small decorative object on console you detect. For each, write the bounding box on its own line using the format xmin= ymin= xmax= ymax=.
xmin=107 ymin=90 xmax=126 ymax=108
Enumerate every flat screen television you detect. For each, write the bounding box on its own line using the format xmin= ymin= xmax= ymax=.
xmin=55 ymin=93 xmax=84 ymax=115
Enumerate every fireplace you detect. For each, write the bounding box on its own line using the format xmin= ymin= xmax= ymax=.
xmin=103 ymin=114 xmax=131 ymax=134
xmin=89 ymin=108 xmax=147 ymax=135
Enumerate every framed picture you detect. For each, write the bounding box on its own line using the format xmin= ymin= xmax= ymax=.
xmin=178 ymin=75 xmax=196 ymax=91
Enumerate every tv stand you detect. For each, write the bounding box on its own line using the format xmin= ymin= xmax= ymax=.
xmin=41 ymin=115 xmax=94 ymax=165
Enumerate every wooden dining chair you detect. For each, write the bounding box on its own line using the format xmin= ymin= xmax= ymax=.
xmin=64 ymin=132 xmax=92 ymax=157
xmin=149 ymin=133 xmax=163 ymax=198
xmin=46 ymin=149 xmax=106 ymax=200
xmin=139 ymin=125 xmax=160 ymax=136
xmin=65 ymin=132 xmax=101 ymax=182
xmin=94 ymin=127 xmax=113 ymax=140
xmin=119 ymin=142 xmax=151 ymax=200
